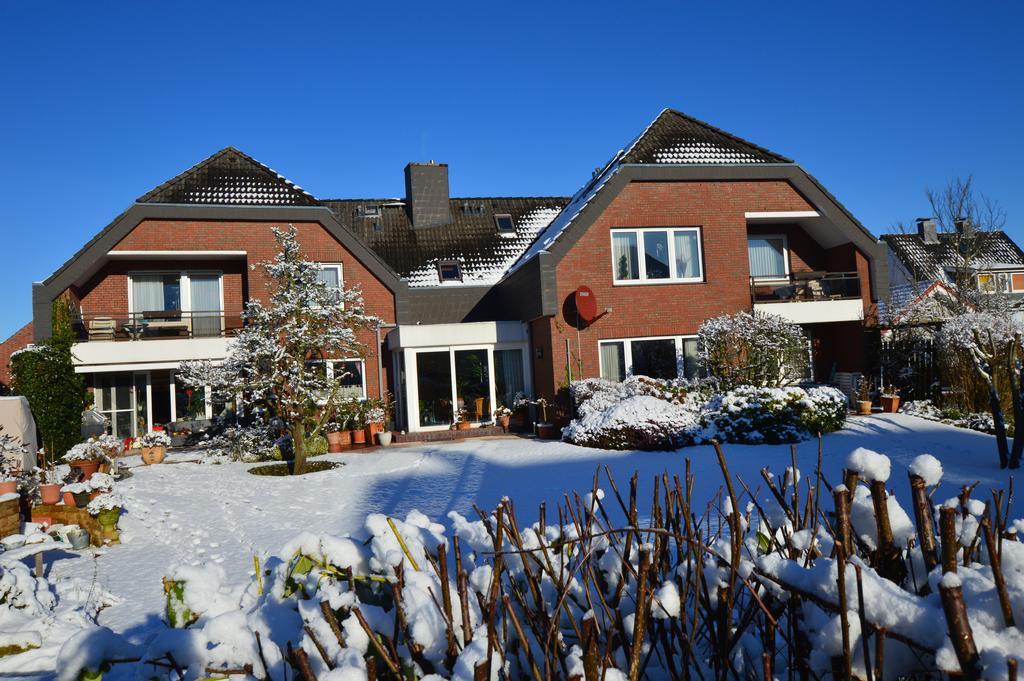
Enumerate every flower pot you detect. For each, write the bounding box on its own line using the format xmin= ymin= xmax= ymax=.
xmin=880 ymin=395 xmax=900 ymax=413
xmin=377 ymin=431 xmax=392 ymax=447
xmin=856 ymin=400 xmax=873 ymax=416
xmin=351 ymin=428 xmax=366 ymax=445
xmin=141 ymin=446 xmax=167 ymax=465
xmin=536 ymin=423 xmax=559 ymax=440
xmin=366 ymin=422 xmax=383 ymax=442
xmin=326 ymin=431 xmax=349 ymax=453
xmin=67 ymin=528 xmax=91 ymax=550
xmin=40 ymin=483 xmax=61 ymax=505
xmin=73 ymin=492 xmax=91 ymax=507
xmin=62 ymin=491 xmax=77 ymax=506
xmin=498 ymin=415 xmax=511 ymax=432
xmin=68 ymin=459 xmax=101 ymax=481
xmin=0 ymin=481 xmax=16 ymax=496
xmin=456 ymin=420 xmax=472 ymax=431
xmin=96 ymin=507 xmax=121 ymax=529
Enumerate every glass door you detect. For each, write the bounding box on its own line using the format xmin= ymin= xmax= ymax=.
xmin=416 ymin=351 xmax=453 ymax=428
xmin=455 ymin=349 xmax=490 ymax=422
xmin=190 ymin=274 xmax=222 ymax=337
xmin=95 ymin=373 xmax=136 ymax=438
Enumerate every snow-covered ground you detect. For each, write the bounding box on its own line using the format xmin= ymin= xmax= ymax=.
xmin=6 ymin=413 xmax=1021 ymax=677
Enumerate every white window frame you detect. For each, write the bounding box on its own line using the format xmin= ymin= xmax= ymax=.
xmin=305 ymin=358 xmax=367 ymax=402
xmin=598 ymin=334 xmax=701 ymax=381
xmin=747 ymin=233 xmax=790 ymax=282
xmin=317 ymin=263 xmax=344 ymax=288
xmin=127 ymin=270 xmax=225 ymax=334
xmin=609 ymin=227 xmax=704 ymax=285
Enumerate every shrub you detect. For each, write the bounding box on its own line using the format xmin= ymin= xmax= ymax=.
xmin=698 ymin=311 xmax=808 ymax=389
xmin=10 ymin=300 xmax=85 ymax=463
xmin=800 ymin=385 xmax=849 ymax=434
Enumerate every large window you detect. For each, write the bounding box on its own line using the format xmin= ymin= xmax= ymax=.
xmin=748 ymin=235 xmax=789 ymax=280
xmin=493 ymin=349 xmax=525 ymax=409
xmin=611 ymin=228 xmax=703 ymax=283
xmin=304 ymin=359 xmax=367 ymax=401
xmin=978 ymin=271 xmax=1024 ymax=294
xmin=129 ymin=271 xmax=224 ymax=336
xmin=599 ymin=336 xmax=702 ymax=382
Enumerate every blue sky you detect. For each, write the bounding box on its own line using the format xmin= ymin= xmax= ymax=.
xmin=1 ymin=2 xmax=1022 ymax=338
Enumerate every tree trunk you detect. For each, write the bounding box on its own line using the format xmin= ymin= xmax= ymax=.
xmin=1008 ymin=339 xmax=1024 ymax=469
xmin=988 ymin=383 xmax=1010 ymax=469
xmin=292 ymin=422 xmax=307 ymax=475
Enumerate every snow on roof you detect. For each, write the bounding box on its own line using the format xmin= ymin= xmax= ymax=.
xmin=881 ymin=230 xmax=1024 ymax=284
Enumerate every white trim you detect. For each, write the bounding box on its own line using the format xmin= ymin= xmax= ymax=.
xmin=108 ymin=250 xmax=247 ymax=258
xmin=609 ymin=227 xmax=705 ymax=285
xmin=753 ymin=299 xmax=864 ymax=324
xmin=388 ymin=321 xmax=528 ymax=350
xmin=597 ymin=334 xmax=700 ymax=381
xmin=747 ymin=233 xmax=790 ymax=281
xmin=127 ymin=269 xmax=224 ymax=315
xmin=317 ymin=263 xmax=344 ymax=288
xmin=744 ymin=211 xmax=820 ymax=220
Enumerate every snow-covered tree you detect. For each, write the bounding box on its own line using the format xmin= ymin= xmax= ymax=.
xmin=939 ymin=311 xmax=1024 ymax=469
xmin=178 ymin=226 xmax=379 ymax=475
xmin=698 ymin=311 xmax=808 ymax=389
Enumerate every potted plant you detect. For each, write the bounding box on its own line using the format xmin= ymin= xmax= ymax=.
xmin=880 ymin=385 xmax=901 ymax=413
xmin=453 ymin=408 xmax=472 ymax=431
xmin=39 ymin=468 xmax=62 ymax=505
xmin=62 ymin=481 xmax=91 ymax=507
xmin=0 ymin=472 xmax=16 ymax=496
xmin=364 ymin=398 xmax=386 ymax=443
xmin=855 ymin=377 xmax=873 ymax=416
xmin=516 ymin=395 xmax=559 ymax=439
xmin=350 ymin=402 xmax=367 ymax=445
xmin=494 ymin=405 xmax=513 ymax=432
xmin=87 ymin=492 xmax=123 ymax=543
xmin=62 ymin=439 xmax=107 ymax=480
xmin=375 ymin=392 xmax=395 ymax=446
xmin=325 ymin=418 xmax=350 ymax=453
xmin=137 ymin=431 xmax=171 ymax=465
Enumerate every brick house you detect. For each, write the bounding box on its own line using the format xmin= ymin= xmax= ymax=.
xmin=13 ymin=109 xmax=887 ymax=435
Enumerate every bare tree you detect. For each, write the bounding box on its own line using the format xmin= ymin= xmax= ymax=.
xmin=926 ymin=175 xmax=1007 ymax=293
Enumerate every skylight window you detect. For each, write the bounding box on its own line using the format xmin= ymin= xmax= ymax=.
xmin=462 ymin=202 xmax=484 ymax=216
xmin=437 ymin=260 xmax=463 ymax=283
xmin=358 ymin=205 xmax=381 ymax=218
xmin=495 ymin=214 xmax=515 ymax=234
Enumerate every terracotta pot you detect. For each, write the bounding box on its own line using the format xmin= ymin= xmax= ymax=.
xmin=377 ymin=431 xmax=392 ymax=446
xmin=536 ymin=423 xmax=560 ymax=440
xmin=40 ymin=483 xmax=61 ymax=505
xmin=141 ymin=446 xmax=167 ymax=465
xmin=62 ymin=491 xmax=76 ymax=506
xmin=326 ymin=431 xmax=349 ymax=453
xmin=68 ymin=459 xmax=101 ymax=480
xmin=0 ymin=481 xmax=16 ymax=495
xmin=856 ymin=400 xmax=873 ymax=416
xmin=351 ymin=428 xmax=366 ymax=445
xmin=880 ymin=395 xmax=901 ymax=413
xmin=498 ymin=415 xmax=511 ymax=431
xmin=366 ymin=422 xmax=383 ymax=441
xmin=456 ymin=420 xmax=472 ymax=431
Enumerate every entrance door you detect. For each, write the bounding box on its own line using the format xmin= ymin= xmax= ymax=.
xmin=416 ymin=351 xmax=453 ymax=428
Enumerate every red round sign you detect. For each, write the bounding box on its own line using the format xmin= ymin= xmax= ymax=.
xmin=574 ymin=285 xmax=598 ymax=323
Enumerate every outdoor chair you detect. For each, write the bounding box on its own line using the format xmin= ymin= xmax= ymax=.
xmin=87 ymin=317 xmax=116 ymax=341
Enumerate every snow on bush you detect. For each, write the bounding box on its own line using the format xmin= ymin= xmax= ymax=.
xmin=903 ymin=399 xmax=997 ymax=435
xmin=52 ymin=449 xmax=1024 ymax=680
xmin=698 ymin=310 xmax=808 ymax=389
xmin=566 ymin=377 xmax=846 ymax=450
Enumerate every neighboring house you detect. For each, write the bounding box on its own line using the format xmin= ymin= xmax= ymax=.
xmin=881 ymin=218 xmax=1024 ymax=301
xmin=879 ymin=281 xmax=964 ymax=337
xmin=16 ymin=108 xmax=886 ymax=435
xmin=0 ymin=322 xmax=33 ymax=390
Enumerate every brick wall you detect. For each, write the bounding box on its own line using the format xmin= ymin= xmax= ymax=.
xmin=66 ymin=220 xmax=396 ymax=398
xmin=31 ymin=504 xmax=105 ymax=545
xmin=531 ymin=180 xmax=871 ymax=402
xmin=0 ymin=322 xmax=34 ymax=389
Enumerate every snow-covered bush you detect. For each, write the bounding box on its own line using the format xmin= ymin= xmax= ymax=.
xmin=701 ymin=385 xmax=845 ymax=444
xmin=939 ymin=311 xmax=1024 ymax=468
xmin=200 ymin=422 xmax=278 ymax=463
xmin=62 ymin=438 xmax=108 ymax=463
xmin=137 ymin=431 xmax=171 ymax=448
xmin=698 ymin=310 xmax=808 ymax=389
xmin=566 ymin=377 xmax=845 ymax=450
xmin=57 ymin=449 xmax=1024 ymax=681
xmin=903 ymin=399 xmax=997 ymax=434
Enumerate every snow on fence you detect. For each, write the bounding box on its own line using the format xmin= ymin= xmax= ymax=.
xmin=50 ymin=442 xmax=1024 ymax=680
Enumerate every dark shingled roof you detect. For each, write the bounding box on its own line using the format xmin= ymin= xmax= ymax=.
xmin=621 ymin=108 xmax=792 ymax=165
xmin=321 ymin=197 xmax=569 ymax=286
xmin=138 ymin=147 xmax=318 ymax=206
xmin=881 ymin=230 xmax=1024 ymax=282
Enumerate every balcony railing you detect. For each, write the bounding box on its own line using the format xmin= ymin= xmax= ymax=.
xmin=71 ymin=310 xmax=244 ymax=342
xmin=751 ymin=271 xmax=861 ymax=304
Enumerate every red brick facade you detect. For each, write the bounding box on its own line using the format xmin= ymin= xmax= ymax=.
xmin=68 ymin=219 xmax=397 ymax=398
xmin=530 ymin=180 xmax=873 ymax=401
xmin=0 ymin=322 xmax=34 ymax=389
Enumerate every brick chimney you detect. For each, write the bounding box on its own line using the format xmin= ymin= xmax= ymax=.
xmin=916 ymin=217 xmax=938 ymax=245
xmin=405 ymin=162 xmax=451 ymax=229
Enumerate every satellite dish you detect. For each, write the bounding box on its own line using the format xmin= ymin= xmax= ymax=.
xmin=574 ymin=285 xmax=598 ymax=323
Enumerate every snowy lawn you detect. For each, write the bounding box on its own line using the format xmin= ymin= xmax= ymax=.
xmin=7 ymin=413 xmax=1021 ymax=676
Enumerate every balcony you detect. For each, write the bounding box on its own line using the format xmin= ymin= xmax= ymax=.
xmin=751 ymin=271 xmax=864 ymax=324
xmin=72 ymin=309 xmax=243 ymax=342
xmin=70 ymin=310 xmax=242 ymax=373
